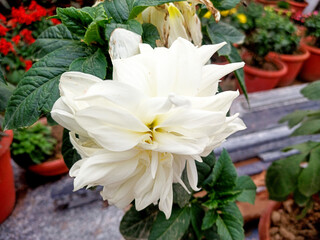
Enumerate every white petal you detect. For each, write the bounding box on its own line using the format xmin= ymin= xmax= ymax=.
xmin=109 ymin=28 xmax=142 ymax=60
xmin=187 ymin=158 xmax=200 ymax=191
xmin=197 ymin=42 xmax=227 ymax=65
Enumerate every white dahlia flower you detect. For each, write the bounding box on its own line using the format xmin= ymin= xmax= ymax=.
xmin=51 ymin=37 xmax=245 ymax=219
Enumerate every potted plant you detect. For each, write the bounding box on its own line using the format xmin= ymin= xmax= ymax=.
xmin=299 ymin=12 xmax=320 ymax=82
xmin=255 ymin=0 xmax=279 ymax=7
xmin=11 ymin=118 xmax=68 ymax=176
xmin=273 ymin=1 xmax=293 ymax=17
xmin=264 ymin=10 xmax=310 ymax=86
xmin=259 ymin=80 xmax=320 ymax=239
xmin=241 ymin=9 xmax=288 ymax=92
xmin=288 ymin=0 xmax=308 ymax=18
xmin=0 ymin=73 xmax=15 ymax=223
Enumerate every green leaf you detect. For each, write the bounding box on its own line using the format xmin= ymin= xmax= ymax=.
xmin=0 ymin=68 xmax=6 ymax=85
xmin=0 ymin=82 xmax=14 ymax=112
xmin=103 ymin=0 xmax=183 ymax=23
xmin=149 ymin=206 xmax=191 ymax=240
xmin=266 ymin=153 xmax=307 ymax=201
xmin=293 ymin=188 xmax=310 ymax=207
xmin=292 ymin=119 xmax=320 ymax=136
xmin=206 ymin=27 xmax=231 ymax=56
xmin=190 ymin=203 xmax=204 ymax=239
xmin=203 ymin=225 xmax=220 ymax=240
xmin=208 ymin=21 xmax=244 ymax=44
xmin=142 ymin=23 xmax=160 ymax=48
xmin=84 ymin=21 xmax=105 ymax=45
xmin=33 ymin=25 xmax=80 ymax=59
xmin=120 ymin=205 xmax=158 ymax=240
xmin=279 ymin=110 xmax=312 ymax=128
xmin=105 ymin=19 xmax=143 ymax=40
xmin=173 ymin=168 xmax=191 ymax=208
xmin=235 ymin=176 xmax=256 ymax=204
xmin=202 ymin=210 xmax=218 ymax=230
xmin=225 ymin=45 xmax=248 ymax=101
xmin=283 ymin=141 xmax=320 ymax=153
xmin=3 ymin=43 xmax=95 ymax=130
xmin=61 ymin=129 xmax=81 ymax=169
xmin=216 ymin=213 xmax=244 ymax=240
xmin=57 ymin=7 xmax=93 ymax=37
xmin=211 ymin=0 xmax=241 ymax=11
xmin=298 ymin=147 xmax=320 ymax=197
xmin=197 ymin=151 xmax=216 ymax=187
xmin=219 ymin=202 xmax=243 ymax=225
xmin=69 ymin=48 xmax=107 ymax=79
xmin=210 ymin=149 xmax=237 ymax=191
xmin=301 ymin=81 xmax=320 ymax=100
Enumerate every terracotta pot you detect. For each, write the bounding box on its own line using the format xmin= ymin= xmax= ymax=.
xmin=258 ymin=201 xmax=282 ymax=240
xmin=269 ymin=47 xmax=310 ymax=86
xmin=241 ymin=56 xmax=288 ymax=93
xmin=0 ymin=130 xmax=15 ymax=223
xmin=255 ymin=0 xmax=278 ymax=6
xmin=28 ymin=158 xmax=68 ymax=176
xmin=299 ymin=38 xmax=320 ymax=82
xmin=288 ymin=1 xmax=308 ymax=17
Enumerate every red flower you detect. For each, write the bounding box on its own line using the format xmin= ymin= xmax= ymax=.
xmin=20 ymin=29 xmax=35 ymax=44
xmin=0 ymin=38 xmax=14 ymax=55
xmin=28 ymin=0 xmax=38 ymax=11
xmin=12 ymin=35 xmax=21 ymax=45
xmin=31 ymin=5 xmax=47 ymax=21
xmin=0 ymin=25 xmax=8 ymax=36
xmin=24 ymin=59 xmax=33 ymax=71
xmin=12 ymin=6 xmax=34 ymax=25
xmin=0 ymin=13 xmax=6 ymax=23
xmin=50 ymin=18 xmax=61 ymax=25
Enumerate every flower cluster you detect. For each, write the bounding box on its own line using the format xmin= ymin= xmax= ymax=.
xmin=52 ymin=35 xmax=245 ymax=219
xmin=0 ymin=1 xmax=60 ymax=84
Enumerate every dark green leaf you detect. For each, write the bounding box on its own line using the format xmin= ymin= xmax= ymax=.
xmin=190 ymin=203 xmax=204 ymax=239
xmin=279 ymin=110 xmax=312 ymax=128
xmin=0 ymin=68 xmax=6 ymax=85
xmin=225 ymin=45 xmax=248 ymax=101
xmin=216 ymin=213 xmax=244 ymax=240
xmin=210 ymin=149 xmax=237 ymax=191
xmin=293 ymin=188 xmax=310 ymax=207
xmin=57 ymin=7 xmax=93 ymax=37
xmin=197 ymin=151 xmax=216 ymax=187
xmin=0 ymin=82 xmax=14 ymax=112
xmin=206 ymin=26 xmax=231 ymax=55
xmin=235 ymin=176 xmax=256 ymax=204
xmin=292 ymin=119 xmax=320 ymax=136
xmin=202 ymin=210 xmax=218 ymax=230
xmin=266 ymin=153 xmax=306 ymax=201
xmin=173 ymin=168 xmax=191 ymax=208
xmin=84 ymin=21 xmax=105 ymax=45
xmin=103 ymin=0 xmax=183 ymax=23
xmin=69 ymin=48 xmax=107 ymax=79
xmin=298 ymin=147 xmax=320 ymax=197
xmin=219 ymin=202 xmax=243 ymax=225
xmin=105 ymin=19 xmax=143 ymax=40
xmin=62 ymin=129 xmax=81 ymax=169
xmin=203 ymin=225 xmax=220 ymax=240
xmin=283 ymin=141 xmax=320 ymax=153
xmin=3 ymin=43 xmax=95 ymax=130
xmin=142 ymin=23 xmax=160 ymax=48
xmin=301 ymin=81 xmax=320 ymax=100
xmin=211 ymin=0 xmax=241 ymax=11
xmin=120 ymin=205 xmax=158 ymax=240
xmin=207 ymin=21 xmax=244 ymax=44
xmin=149 ymin=206 xmax=191 ymax=240
xmin=33 ymin=25 xmax=80 ymax=59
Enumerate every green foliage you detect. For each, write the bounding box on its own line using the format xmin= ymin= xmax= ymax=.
xmin=305 ymin=13 xmax=320 ymax=48
xmin=211 ymin=0 xmax=241 ymax=11
xmin=245 ymin=10 xmax=300 ymax=57
xmin=61 ymin=129 xmax=81 ymax=169
xmin=267 ymin=81 xmax=320 ymax=207
xmin=277 ymin=1 xmax=290 ymax=9
xmin=120 ymin=150 xmax=256 ymax=240
xmin=11 ymin=123 xmax=56 ymax=165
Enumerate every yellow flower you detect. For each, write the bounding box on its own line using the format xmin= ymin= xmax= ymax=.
xmin=237 ymin=13 xmax=247 ymax=24
xmin=220 ymin=10 xmax=230 ymax=17
xmin=229 ymin=8 xmax=237 ymax=15
xmin=203 ymin=11 xmax=212 ymax=19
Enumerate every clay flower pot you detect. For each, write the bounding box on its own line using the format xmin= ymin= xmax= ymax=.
xmin=258 ymin=201 xmax=282 ymax=240
xmin=269 ymin=47 xmax=310 ymax=87
xmin=0 ymin=130 xmax=15 ymax=223
xmin=28 ymin=158 xmax=68 ymax=176
xmin=299 ymin=38 xmax=320 ymax=82
xmin=255 ymin=0 xmax=278 ymax=6
xmin=288 ymin=1 xmax=308 ymax=17
xmin=241 ymin=55 xmax=288 ymax=93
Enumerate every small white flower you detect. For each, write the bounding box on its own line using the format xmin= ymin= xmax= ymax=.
xmin=51 ymin=38 xmax=245 ymax=219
